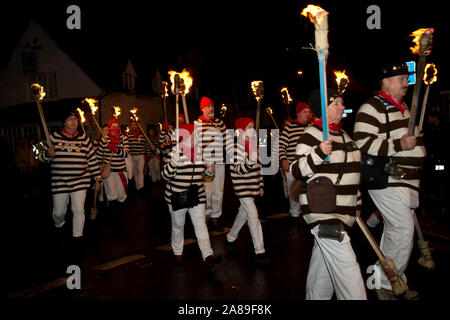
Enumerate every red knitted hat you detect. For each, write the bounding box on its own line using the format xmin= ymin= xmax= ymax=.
xmin=235 ymin=117 xmax=254 ymax=131
xmin=200 ymin=96 xmax=214 ymax=110
xmin=178 ymin=114 xmax=185 ymax=119
xmin=296 ymin=102 xmax=311 ymax=115
xmin=179 ymin=123 xmax=194 ymax=135
xmin=108 ymin=118 xmax=120 ymax=129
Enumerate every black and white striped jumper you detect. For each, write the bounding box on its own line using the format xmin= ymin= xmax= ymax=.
xmin=39 ymin=131 xmax=101 ymax=194
xmin=161 ymin=149 xmax=214 ymax=206
xmin=158 ymin=129 xmax=173 ymax=163
xmin=126 ymin=133 xmax=152 ymax=157
xmin=96 ymin=135 xmax=130 ymax=172
xmin=353 ymin=95 xmax=426 ymax=191
xmin=194 ymin=118 xmax=227 ymax=164
xmin=230 ymin=140 xmax=264 ymax=198
xmin=291 ymin=125 xmax=362 ymax=229
xmin=279 ymin=121 xmax=308 ymax=164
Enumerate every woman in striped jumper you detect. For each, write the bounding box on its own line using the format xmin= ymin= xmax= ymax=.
xmin=96 ymin=118 xmax=130 ymax=228
xmin=162 ymin=123 xmax=222 ymax=268
xmin=127 ymin=120 xmax=153 ymax=191
xmin=226 ymin=117 xmax=268 ymax=264
xmin=291 ymin=89 xmax=366 ymax=300
xmin=40 ymin=109 xmax=101 ymax=246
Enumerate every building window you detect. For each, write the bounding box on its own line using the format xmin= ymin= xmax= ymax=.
xmin=22 ymin=51 xmax=38 ymax=74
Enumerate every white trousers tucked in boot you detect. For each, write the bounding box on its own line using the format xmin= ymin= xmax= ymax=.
xmin=284 ymin=169 xmax=301 ymax=217
xmin=227 ymin=197 xmax=265 ymax=254
xmin=104 ymin=171 xmax=128 ymax=202
xmin=52 ymin=189 xmax=87 ymax=237
xmin=369 ymin=187 xmax=417 ymax=290
xmin=168 ymin=203 xmax=214 ymax=260
xmin=205 ymin=163 xmax=225 ymax=218
xmin=306 ymin=225 xmax=367 ymax=300
xmin=132 ymin=155 xmax=145 ymax=190
xmin=149 ymin=156 xmax=161 ymax=182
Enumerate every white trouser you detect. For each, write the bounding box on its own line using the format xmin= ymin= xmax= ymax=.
xmin=284 ymin=169 xmax=301 ymax=217
xmin=369 ymin=187 xmax=417 ymax=290
xmin=104 ymin=171 xmax=128 ymax=202
xmin=168 ymin=203 xmax=214 ymax=260
xmin=306 ymin=225 xmax=367 ymax=300
xmin=227 ymin=197 xmax=265 ymax=254
xmin=132 ymin=155 xmax=145 ymax=190
xmin=205 ymin=163 xmax=225 ymax=218
xmin=52 ymin=189 xmax=87 ymax=238
xmin=149 ymin=156 xmax=161 ymax=182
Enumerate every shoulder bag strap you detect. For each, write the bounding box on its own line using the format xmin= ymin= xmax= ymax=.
xmin=335 ymin=131 xmax=348 ymax=186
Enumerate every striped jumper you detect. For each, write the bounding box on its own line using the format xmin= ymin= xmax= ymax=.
xmin=126 ymin=133 xmax=152 ymax=157
xmin=194 ymin=118 xmax=227 ymax=164
xmin=230 ymin=139 xmax=264 ymax=198
xmin=162 ymin=150 xmax=214 ymax=205
xmin=158 ymin=129 xmax=173 ymax=163
xmin=96 ymin=134 xmax=130 ymax=172
xmin=279 ymin=121 xmax=308 ymax=163
xmin=353 ymin=95 xmax=426 ymax=191
xmin=292 ymin=125 xmax=362 ymax=229
xmin=39 ymin=131 xmax=101 ymax=194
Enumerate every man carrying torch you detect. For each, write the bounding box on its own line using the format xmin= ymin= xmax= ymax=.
xmin=38 ymin=108 xmax=102 ymax=262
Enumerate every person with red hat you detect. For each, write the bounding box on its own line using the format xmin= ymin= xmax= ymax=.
xmin=226 ymin=117 xmax=269 ymax=264
xmin=127 ymin=120 xmax=154 ymax=193
xmin=162 ymin=123 xmax=222 ymax=268
xmin=279 ymin=102 xmax=313 ymax=220
xmin=194 ymin=96 xmax=227 ymax=232
xmin=39 ymin=108 xmax=102 ymax=261
xmin=97 ymin=118 xmax=130 ymax=232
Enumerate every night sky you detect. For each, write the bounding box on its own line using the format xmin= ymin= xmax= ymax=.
xmin=1 ymin=0 xmax=448 ymax=122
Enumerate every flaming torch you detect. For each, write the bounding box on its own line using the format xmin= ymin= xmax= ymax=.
xmin=265 ymin=107 xmax=279 ymax=130
xmin=161 ymin=81 xmax=169 ymax=123
xmin=408 ymin=28 xmax=434 ymax=135
xmin=334 ymin=70 xmax=349 ymax=95
xmin=130 ymin=107 xmax=156 ymax=151
xmin=251 ymin=80 xmax=264 ymax=141
xmin=169 ymin=69 xmax=192 ymax=123
xmin=280 ymin=87 xmax=293 ymax=121
xmin=76 ymin=107 xmax=86 ymax=134
xmin=31 ymin=83 xmax=51 ymax=147
xmin=113 ymin=106 xmax=121 ymax=119
xmin=220 ymin=103 xmax=228 ymax=119
xmin=418 ymin=63 xmax=438 ymax=131
xmin=82 ymin=98 xmax=104 ymax=139
xmin=301 ymin=4 xmax=330 ymax=161
xmin=169 ymin=72 xmax=183 ymax=152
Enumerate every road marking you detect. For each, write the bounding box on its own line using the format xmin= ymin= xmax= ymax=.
xmin=8 ymin=276 xmax=68 ymax=299
xmin=93 ymin=254 xmax=146 ymax=271
xmin=266 ymin=213 xmax=290 ymax=219
xmin=155 ymin=239 xmax=197 ymax=251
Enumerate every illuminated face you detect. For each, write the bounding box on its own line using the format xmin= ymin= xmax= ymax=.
xmin=297 ymin=108 xmax=312 ymax=124
xmin=384 ymin=75 xmax=409 ymax=99
xmin=327 ymin=97 xmax=345 ymax=124
xmin=64 ymin=115 xmax=79 ymax=131
xmin=202 ymin=105 xmax=214 ymax=120
xmin=110 ymin=122 xmax=120 ymax=130
xmin=179 ymin=116 xmax=186 ymax=124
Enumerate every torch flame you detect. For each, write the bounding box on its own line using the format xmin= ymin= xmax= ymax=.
xmin=251 ymin=81 xmax=264 ymax=101
xmin=83 ymin=98 xmax=99 ymax=115
xmin=130 ymin=107 xmax=139 ymax=121
xmin=161 ymin=81 xmax=169 ymax=98
xmin=424 ymin=63 xmax=438 ymax=85
xmin=76 ymin=108 xmax=86 ymax=123
xmin=280 ymin=87 xmax=293 ymax=104
xmin=409 ymin=28 xmax=434 ymax=55
xmin=301 ymin=5 xmax=328 ymax=25
xmin=113 ymin=106 xmax=121 ymax=118
xmin=266 ymin=107 xmax=273 ymax=115
xmin=334 ymin=70 xmax=350 ymax=94
xmin=168 ymin=69 xmax=193 ymax=95
xmin=31 ymin=83 xmax=46 ymax=101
